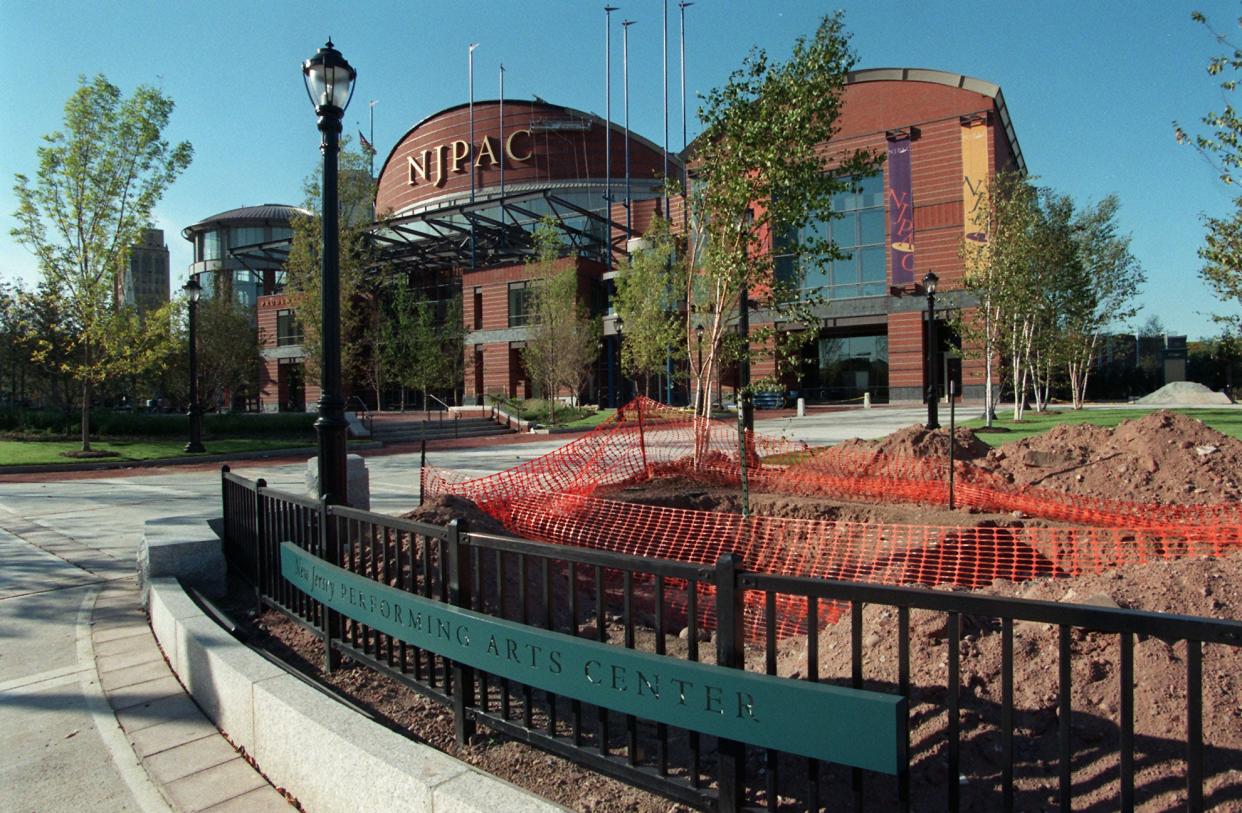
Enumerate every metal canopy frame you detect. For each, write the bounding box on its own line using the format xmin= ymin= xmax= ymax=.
xmin=228 ymin=188 xmax=628 ymax=281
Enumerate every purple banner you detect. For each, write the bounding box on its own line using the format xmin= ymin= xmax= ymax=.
xmin=886 ymin=138 xmax=915 ymax=285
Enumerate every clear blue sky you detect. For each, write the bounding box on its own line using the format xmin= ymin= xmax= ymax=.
xmin=2 ymin=0 xmax=1240 ymax=338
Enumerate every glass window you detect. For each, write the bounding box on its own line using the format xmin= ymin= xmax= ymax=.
xmin=508 ymin=281 xmax=536 ymax=327
xmin=277 ymin=309 xmax=303 ymax=347
xmin=232 ymin=226 xmax=266 ymax=247
xmin=201 ymin=230 xmax=222 ymax=261
xmin=795 ymin=172 xmax=886 ymax=302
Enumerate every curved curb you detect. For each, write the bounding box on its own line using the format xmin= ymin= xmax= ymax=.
xmin=0 ymin=442 xmax=384 ymax=476
xmin=147 ymin=579 xmax=568 ymax=813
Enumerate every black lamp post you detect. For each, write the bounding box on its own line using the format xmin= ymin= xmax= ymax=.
xmin=183 ymin=276 xmax=205 ymax=453
xmin=695 ymin=323 xmax=704 ymax=412
xmin=303 ymin=40 xmax=356 ymax=507
xmin=923 ymin=270 xmax=940 ymax=430
xmin=615 ymin=316 xmax=624 ymax=403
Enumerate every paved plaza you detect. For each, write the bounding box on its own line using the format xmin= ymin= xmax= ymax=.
xmin=0 ymin=405 xmax=925 ymax=811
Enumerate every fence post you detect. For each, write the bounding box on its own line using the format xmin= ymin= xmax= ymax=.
xmin=220 ymin=464 xmax=231 ymax=541
xmin=447 ymin=518 xmax=476 ymax=745
xmin=419 ymin=439 xmax=427 ymax=506
xmin=948 ymin=380 xmax=956 ymax=510
xmin=253 ymin=478 xmax=268 ymax=613
xmin=714 ymin=552 xmax=746 ymax=813
xmin=320 ymin=497 xmax=342 ymax=673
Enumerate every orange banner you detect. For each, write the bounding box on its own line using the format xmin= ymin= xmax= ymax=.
xmin=961 ymin=121 xmax=988 ymax=243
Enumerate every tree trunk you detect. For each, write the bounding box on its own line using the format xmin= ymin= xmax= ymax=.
xmin=80 ymin=339 xmax=91 ymax=452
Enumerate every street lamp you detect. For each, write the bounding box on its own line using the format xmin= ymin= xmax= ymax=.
xmin=303 ymin=39 xmax=356 ymax=507
xmin=183 ymin=276 xmax=205 ymax=453
xmin=923 ymin=270 xmax=940 ymax=430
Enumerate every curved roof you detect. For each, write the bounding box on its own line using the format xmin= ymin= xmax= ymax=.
xmin=845 ymin=67 xmax=1025 ymax=174
xmin=681 ymin=67 xmax=1026 ymax=175
xmin=375 ymin=98 xmax=681 ymax=188
xmin=181 ymin=204 xmax=308 ymax=239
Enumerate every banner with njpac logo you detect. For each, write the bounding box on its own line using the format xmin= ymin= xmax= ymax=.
xmin=961 ymin=121 xmax=989 ymax=243
xmin=886 ymin=137 xmax=915 ymax=285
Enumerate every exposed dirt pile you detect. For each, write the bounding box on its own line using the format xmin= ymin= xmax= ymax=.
xmin=776 ymin=550 xmax=1242 ymax=811
xmin=1138 ymin=380 xmax=1233 ymax=406
xmin=836 ymin=423 xmax=992 ymax=462
xmin=982 ymin=410 xmax=1242 ymax=504
xmin=401 ymin=493 xmax=509 ymax=534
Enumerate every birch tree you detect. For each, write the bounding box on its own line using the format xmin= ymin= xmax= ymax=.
xmin=683 ymin=12 xmax=882 ymax=448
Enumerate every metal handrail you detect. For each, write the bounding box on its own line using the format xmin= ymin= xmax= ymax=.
xmin=345 ymin=395 xmax=373 ymax=435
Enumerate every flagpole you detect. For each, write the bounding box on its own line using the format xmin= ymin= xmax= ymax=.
xmin=369 ymin=99 xmax=377 ymax=180
xmin=604 ymin=5 xmax=617 ymax=272
xmin=662 ymin=0 xmax=669 ymax=218
xmin=499 ymin=64 xmax=506 ymax=204
xmin=623 ymin=18 xmax=635 ymax=237
xmin=469 ymin=42 xmax=479 ymax=270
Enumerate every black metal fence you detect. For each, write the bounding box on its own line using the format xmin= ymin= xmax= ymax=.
xmin=220 ymin=465 xmax=1242 ymax=812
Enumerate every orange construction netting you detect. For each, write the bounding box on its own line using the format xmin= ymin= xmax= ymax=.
xmin=422 ymin=397 xmax=1242 ymax=638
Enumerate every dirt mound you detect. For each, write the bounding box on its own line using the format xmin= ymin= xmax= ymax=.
xmin=982 ymin=410 xmax=1242 ymax=504
xmin=790 ymin=549 xmax=1242 ymax=810
xmin=402 ymin=494 xmax=509 ymax=535
xmin=1138 ymin=380 xmax=1232 ymax=406
xmin=838 ymin=423 xmax=991 ymax=461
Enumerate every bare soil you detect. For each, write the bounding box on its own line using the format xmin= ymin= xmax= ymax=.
xmin=228 ymin=411 xmax=1242 ymax=811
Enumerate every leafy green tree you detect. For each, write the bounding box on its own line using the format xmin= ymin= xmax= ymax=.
xmin=521 ymin=219 xmax=600 ymax=426
xmin=382 ymin=282 xmax=451 ymax=411
xmin=683 ymin=13 xmax=882 ymax=426
xmin=284 ymin=139 xmax=379 ymax=395
xmin=10 ymin=75 xmax=192 ymax=449
xmin=614 ymin=215 xmax=685 ymax=396
xmin=195 ymin=296 xmax=261 ymax=411
xmin=960 ymin=172 xmax=1042 ymax=423
xmin=1175 ymin=10 xmax=1242 ymax=331
xmin=1059 ymin=195 xmax=1145 ymax=408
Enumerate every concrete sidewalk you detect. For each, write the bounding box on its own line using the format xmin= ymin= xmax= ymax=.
xmin=0 ymin=487 xmax=290 ymax=812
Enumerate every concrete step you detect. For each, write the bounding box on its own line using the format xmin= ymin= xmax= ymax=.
xmin=371 ymin=420 xmax=513 ymax=444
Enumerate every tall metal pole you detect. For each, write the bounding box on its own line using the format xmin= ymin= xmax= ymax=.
xmin=368 ymin=99 xmax=377 ymax=180
xmin=317 ymin=94 xmax=347 ymax=507
xmin=926 ymin=284 xmax=941 ymax=430
xmin=499 ymin=64 xmax=505 ymax=201
xmin=604 ymin=6 xmax=617 ymax=271
xmin=662 ymin=0 xmax=669 ymax=216
xmin=623 ymin=19 xmax=635 ymax=237
xmin=680 ymin=2 xmax=692 ymax=178
xmin=469 ymin=43 xmax=478 ymax=269
xmin=184 ymin=278 xmax=204 ymax=454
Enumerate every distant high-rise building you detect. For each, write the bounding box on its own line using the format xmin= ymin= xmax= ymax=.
xmin=117 ymin=228 xmax=170 ymax=313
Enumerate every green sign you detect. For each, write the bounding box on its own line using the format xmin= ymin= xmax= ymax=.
xmin=281 ymin=543 xmax=905 ymax=773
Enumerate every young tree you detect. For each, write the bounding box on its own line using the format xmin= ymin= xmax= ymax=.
xmin=284 ymin=139 xmax=380 ymax=396
xmin=1175 ymin=10 xmax=1242 ymax=332
xmin=383 ymin=281 xmax=444 ymax=411
xmin=960 ymin=172 xmax=1042 ymax=423
xmin=10 ymin=75 xmax=193 ymax=449
xmin=1060 ymin=195 xmax=1145 ymax=409
xmin=521 ymin=219 xmax=599 ymax=426
xmin=196 ymin=296 xmax=262 ymax=411
xmin=613 ymin=215 xmax=686 ymax=396
xmin=683 ymin=13 xmax=882 ymax=433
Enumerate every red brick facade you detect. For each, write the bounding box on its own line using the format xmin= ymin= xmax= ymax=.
xmin=257 ymin=69 xmax=1023 ymax=408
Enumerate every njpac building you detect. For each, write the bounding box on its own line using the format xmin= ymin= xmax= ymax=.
xmin=239 ymin=66 xmax=1024 ymax=411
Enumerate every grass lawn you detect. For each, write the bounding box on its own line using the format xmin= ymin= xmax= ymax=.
xmin=961 ymin=407 xmax=1242 ymax=446
xmin=558 ymin=408 xmax=617 ymax=430
xmin=0 ymin=437 xmax=312 ymax=467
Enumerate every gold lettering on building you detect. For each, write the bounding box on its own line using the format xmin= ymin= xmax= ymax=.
xmin=506 ymin=129 xmax=533 ymax=162
xmin=405 ymin=130 xmax=533 ymax=187
xmin=474 ymin=136 xmax=499 ymax=168
xmin=448 ymin=140 xmax=470 ymax=173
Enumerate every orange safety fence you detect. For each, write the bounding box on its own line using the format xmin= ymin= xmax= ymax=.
xmin=422 ymin=397 xmax=1242 ymax=639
